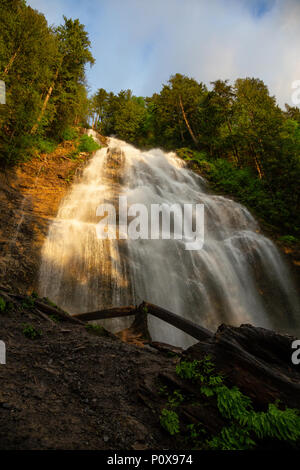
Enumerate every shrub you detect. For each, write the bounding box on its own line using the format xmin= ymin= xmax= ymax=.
xmin=61 ymin=127 xmax=79 ymax=141
xmin=35 ymin=137 xmax=57 ymax=154
xmin=78 ymin=134 xmax=100 ymax=153
xmin=279 ymin=235 xmax=299 ymax=245
xmin=161 ymin=357 xmax=300 ymax=449
xmin=160 ymin=409 xmax=180 ymax=435
xmin=21 ymin=296 xmax=35 ymax=309
xmin=22 ymin=324 xmax=42 ymax=340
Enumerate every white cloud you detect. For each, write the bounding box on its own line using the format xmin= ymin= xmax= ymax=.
xmin=27 ymin=0 xmax=300 ymax=107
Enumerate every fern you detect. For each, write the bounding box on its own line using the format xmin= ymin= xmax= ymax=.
xmin=162 ymin=357 xmax=300 ymax=449
xmin=216 ymin=385 xmax=253 ymax=421
xmin=208 ymin=425 xmax=256 ymax=450
xmin=160 ymin=409 xmax=180 ymax=435
xmin=247 ymin=404 xmax=300 ymax=442
xmin=168 ymin=390 xmax=184 ymax=408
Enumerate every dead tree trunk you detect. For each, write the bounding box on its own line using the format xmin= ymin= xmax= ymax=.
xmin=31 ymin=68 xmax=59 ymax=135
xmin=3 ymin=46 xmax=21 ymax=75
xmin=179 ymin=96 xmax=198 ymax=145
xmin=74 ymin=302 xmax=213 ymax=342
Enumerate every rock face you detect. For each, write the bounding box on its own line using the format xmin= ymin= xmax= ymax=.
xmin=0 ymin=137 xmax=100 ymax=293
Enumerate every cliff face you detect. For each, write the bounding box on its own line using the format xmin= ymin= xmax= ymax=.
xmin=0 ymin=136 xmax=105 ymax=294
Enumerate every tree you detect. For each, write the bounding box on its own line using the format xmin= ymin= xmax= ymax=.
xmin=31 ymin=16 xmax=95 ymax=137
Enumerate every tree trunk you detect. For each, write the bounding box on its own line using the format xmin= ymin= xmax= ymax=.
xmin=31 ymin=68 xmax=59 ymax=135
xmin=226 ymin=118 xmax=240 ymax=164
xmin=254 ymin=156 xmax=263 ymax=179
xmin=74 ymin=301 xmax=213 ymax=343
xmin=179 ymin=96 xmax=198 ymax=145
xmin=250 ymin=143 xmax=264 ymax=179
xmin=3 ymin=46 xmax=21 ymax=75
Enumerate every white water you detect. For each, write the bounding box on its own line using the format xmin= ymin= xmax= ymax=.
xmin=39 ymin=133 xmax=300 ymax=347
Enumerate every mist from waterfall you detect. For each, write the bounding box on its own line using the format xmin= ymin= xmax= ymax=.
xmin=39 ymin=132 xmax=300 ymax=347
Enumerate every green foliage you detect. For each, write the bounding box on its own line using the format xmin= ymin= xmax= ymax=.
xmin=208 ymin=396 xmax=300 ymax=449
xmin=0 ymin=4 xmax=94 ymax=165
xmin=216 ymin=385 xmax=253 ymax=420
xmin=176 ymin=148 xmax=194 ymax=161
xmin=162 ymin=357 xmax=300 ymax=450
xmin=160 ymin=409 xmax=180 ymax=435
xmin=0 ymin=296 xmax=6 ymax=312
xmin=181 ymin=153 xmax=299 ymax=236
xmin=168 ymin=390 xmax=184 ymax=408
xmin=208 ymin=425 xmax=256 ymax=450
xmin=176 ymin=356 xmax=219 ymax=384
xmin=49 ymin=314 xmax=61 ymax=323
xmin=21 ymin=296 xmax=35 ymax=309
xmin=246 ymin=403 xmax=300 ymax=442
xmin=69 ymin=134 xmax=100 ymax=160
xmin=85 ymin=323 xmax=109 ymax=337
xmin=35 ymin=137 xmax=57 ymax=154
xmin=279 ymin=235 xmax=299 ymax=245
xmin=43 ymin=297 xmax=58 ymax=308
xmin=158 ymin=384 xmax=168 ymax=397
xmin=91 ymin=74 xmax=299 ymax=238
xmin=186 ymin=423 xmax=207 ymax=445
xmin=176 ymin=359 xmax=201 ymax=380
xmin=77 ymin=134 xmax=100 ymax=153
xmin=61 ymin=126 xmax=78 ymax=141
xmin=22 ymin=323 xmax=42 ymax=339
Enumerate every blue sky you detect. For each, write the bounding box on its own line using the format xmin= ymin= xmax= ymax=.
xmin=27 ymin=0 xmax=300 ymax=107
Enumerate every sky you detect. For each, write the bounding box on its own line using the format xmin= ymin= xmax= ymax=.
xmin=27 ymin=0 xmax=300 ymax=108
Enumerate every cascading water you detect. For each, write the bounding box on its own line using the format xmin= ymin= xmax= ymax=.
xmin=39 ymin=131 xmax=299 ymax=347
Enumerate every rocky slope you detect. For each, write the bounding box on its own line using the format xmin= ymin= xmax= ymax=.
xmin=0 ymin=289 xmax=299 ymax=450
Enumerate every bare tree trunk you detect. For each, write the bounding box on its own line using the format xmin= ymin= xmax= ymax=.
xmin=3 ymin=46 xmax=21 ymax=75
xmin=249 ymin=143 xmax=264 ymax=179
xmin=31 ymin=68 xmax=59 ymax=135
xmin=179 ymin=96 xmax=198 ymax=145
xmin=226 ymin=118 xmax=240 ymax=164
xmin=255 ymin=157 xmax=263 ymax=180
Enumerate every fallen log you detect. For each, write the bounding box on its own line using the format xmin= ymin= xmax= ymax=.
xmin=34 ymin=300 xmax=84 ymax=325
xmin=141 ymin=301 xmax=213 ymax=342
xmin=74 ymin=301 xmax=213 ymax=342
xmin=73 ymin=305 xmax=136 ymax=322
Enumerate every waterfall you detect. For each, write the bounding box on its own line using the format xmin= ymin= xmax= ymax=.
xmin=39 ymin=132 xmax=300 ymax=347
